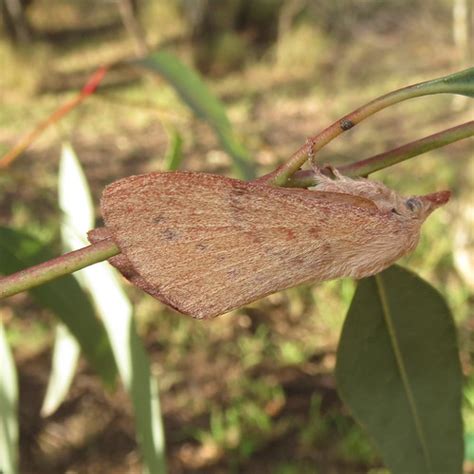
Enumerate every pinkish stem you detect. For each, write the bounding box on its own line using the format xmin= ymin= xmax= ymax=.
xmin=0 ymin=238 xmax=119 ymax=299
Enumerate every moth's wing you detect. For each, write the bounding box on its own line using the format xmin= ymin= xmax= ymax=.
xmin=101 ymin=172 xmax=380 ymax=319
xmin=88 ymin=227 xmax=155 ymax=293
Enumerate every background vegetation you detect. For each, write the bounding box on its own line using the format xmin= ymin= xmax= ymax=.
xmin=0 ymin=0 xmax=472 ymax=472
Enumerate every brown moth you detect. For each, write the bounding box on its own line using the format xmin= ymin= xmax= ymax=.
xmin=88 ymin=170 xmax=450 ymax=319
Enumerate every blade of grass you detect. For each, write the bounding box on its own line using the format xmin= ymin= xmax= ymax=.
xmin=41 ymin=142 xmax=97 ymax=415
xmin=0 ymin=321 xmax=18 ymax=474
xmin=41 ymin=324 xmax=80 ymax=417
xmin=163 ymin=129 xmax=184 ymax=171
xmin=56 ymin=144 xmax=166 ymax=472
xmin=78 ymin=260 xmax=167 ymax=473
xmin=136 ymin=51 xmax=256 ymax=179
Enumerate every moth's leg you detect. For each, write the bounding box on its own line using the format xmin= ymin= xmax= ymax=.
xmin=324 ymin=164 xmax=345 ymax=180
xmin=309 ymin=160 xmax=341 ymax=186
xmin=309 ymin=166 xmax=332 ymax=187
xmin=305 ymin=138 xmax=350 ymax=186
xmin=305 ymin=140 xmax=328 ymax=180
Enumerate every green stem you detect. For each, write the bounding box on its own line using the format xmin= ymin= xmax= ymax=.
xmin=339 ymin=120 xmax=474 ymax=177
xmin=264 ymin=67 xmax=474 ymax=186
xmin=285 ymin=120 xmax=474 ymax=187
xmin=0 ymin=238 xmax=120 ymax=299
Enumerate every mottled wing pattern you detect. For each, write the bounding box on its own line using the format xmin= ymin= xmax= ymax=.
xmin=101 ymin=172 xmax=396 ymax=319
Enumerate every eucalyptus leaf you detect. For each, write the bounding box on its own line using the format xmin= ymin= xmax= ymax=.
xmin=336 ymin=265 xmax=463 ymax=474
xmin=137 ymin=51 xmax=255 ymax=179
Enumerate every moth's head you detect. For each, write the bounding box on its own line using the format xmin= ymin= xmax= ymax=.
xmin=312 ymin=171 xmax=451 ymax=222
xmin=388 ymin=190 xmax=451 ymax=221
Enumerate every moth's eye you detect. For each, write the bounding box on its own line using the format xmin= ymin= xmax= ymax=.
xmin=391 ymin=208 xmax=401 ymax=215
xmin=405 ymin=198 xmax=421 ymax=212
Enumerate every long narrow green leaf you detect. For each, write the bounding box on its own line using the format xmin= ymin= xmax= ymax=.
xmin=57 ymin=144 xmax=166 ymax=472
xmin=0 ymin=228 xmax=117 ymax=387
xmin=163 ymin=129 xmax=183 ymax=171
xmin=137 ymin=51 xmax=255 ymax=180
xmin=336 ymin=265 xmax=463 ymax=474
xmin=77 ymin=261 xmax=167 ymax=473
xmin=0 ymin=321 xmax=18 ymax=474
xmin=58 ymin=143 xmax=95 ymax=253
xmin=41 ymin=142 xmax=94 ymax=416
xmin=41 ymin=324 xmax=80 ymax=416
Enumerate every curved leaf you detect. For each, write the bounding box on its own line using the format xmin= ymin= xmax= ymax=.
xmin=41 ymin=324 xmax=80 ymax=417
xmin=55 ymin=143 xmax=167 ymax=472
xmin=77 ymin=260 xmax=167 ymax=473
xmin=0 ymin=228 xmax=116 ymax=386
xmin=58 ymin=143 xmax=95 ymax=253
xmin=0 ymin=321 xmax=18 ymax=474
xmin=41 ymin=142 xmax=96 ymax=415
xmin=137 ymin=51 xmax=255 ymax=180
xmin=163 ymin=129 xmax=183 ymax=171
xmin=336 ymin=265 xmax=463 ymax=474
